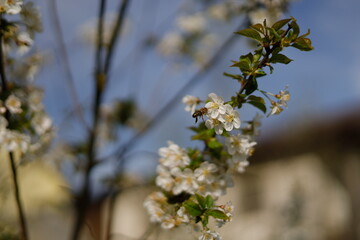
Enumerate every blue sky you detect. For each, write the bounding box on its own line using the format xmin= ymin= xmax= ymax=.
xmin=33 ymin=0 xmax=360 ymax=175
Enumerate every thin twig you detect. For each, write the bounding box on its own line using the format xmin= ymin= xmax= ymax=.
xmin=104 ymin=0 xmax=130 ymax=75
xmin=0 ymin=16 xmax=29 ymax=240
xmin=47 ymin=0 xmax=89 ymax=130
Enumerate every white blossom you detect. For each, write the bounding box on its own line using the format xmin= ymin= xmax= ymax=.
xmin=155 ymin=165 xmax=174 ymax=192
xmin=198 ymin=230 xmax=222 ymax=240
xmin=205 ymin=117 xmax=224 ymax=135
xmin=0 ymin=0 xmax=23 ymax=15
xmin=269 ymin=101 xmax=284 ymax=116
xmin=208 ymin=3 xmax=228 ymax=21
xmin=159 ymin=141 xmax=190 ymax=168
xmin=216 ymin=201 xmax=234 ymax=227
xmin=157 ymin=32 xmax=185 ymax=56
xmin=218 ymin=104 xmax=241 ymax=131
xmin=226 ymin=134 xmax=256 ymax=173
xmin=176 ymin=13 xmax=206 ymax=34
xmin=28 ymin=88 xmax=44 ymax=111
xmin=225 ymin=134 xmax=256 ymax=156
xmin=3 ymin=130 xmax=30 ymax=153
xmin=171 ymin=168 xmax=198 ymax=195
xmin=176 ymin=206 xmax=190 ymax=223
xmin=233 ymin=159 xmax=249 ymax=173
xmin=276 ymin=86 xmax=290 ymax=107
xmin=204 ymin=93 xmax=226 ymax=119
xmin=16 ymin=32 xmax=33 ymax=55
xmin=267 ymin=86 xmax=290 ymax=116
xmin=5 ymin=94 xmax=22 ymax=114
xmin=182 ymin=95 xmax=200 ymax=114
xmin=194 ymin=162 xmax=218 ymax=184
xmin=161 ymin=216 xmax=176 ymax=229
xmin=144 ymin=191 xmax=168 ymax=223
xmin=0 ymin=100 xmax=6 ymax=114
xmin=32 ymin=114 xmax=52 ymax=135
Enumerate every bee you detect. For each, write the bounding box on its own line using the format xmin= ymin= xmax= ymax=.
xmin=192 ymin=107 xmax=208 ymax=123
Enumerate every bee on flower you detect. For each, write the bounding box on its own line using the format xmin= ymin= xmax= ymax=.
xmin=205 ymin=93 xmax=226 ymax=119
xmin=192 ymin=107 xmax=208 ymax=123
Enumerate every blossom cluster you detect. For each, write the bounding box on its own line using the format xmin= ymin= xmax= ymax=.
xmin=0 ymin=1 xmax=52 ymax=157
xmin=156 ymin=141 xmax=231 ymax=198
xmin=204 ymin=93 xmax=241 ymax=135
xmin=268 ymin=86 xmax=291 ymax=116
xmin=1 ymin=1 xmax=42 ymax=56
xmin=144 ymin=140 xmax=236 ymax=239
xmin=0 ymin=0 xmax=22 ymax=15
xmin=0 ymin=88 xmax=53 ymax=156
xmin=145 ymin=92 xmax=261 ymax=239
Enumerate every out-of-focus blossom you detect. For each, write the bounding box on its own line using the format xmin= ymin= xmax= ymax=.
xmin=176 ymin=13 xmax=206 ymax=34
xmin=182 ymin=95 xmax=200 ymax=114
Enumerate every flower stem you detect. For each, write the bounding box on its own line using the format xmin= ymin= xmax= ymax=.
xmin=9 ymin=152 xmax=29 ymax=240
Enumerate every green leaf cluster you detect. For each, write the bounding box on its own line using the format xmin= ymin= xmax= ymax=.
xmin=183 ymin=194 xmax=228 ymax=227
xmin=225 ymin=17 xmax=313 ymax=114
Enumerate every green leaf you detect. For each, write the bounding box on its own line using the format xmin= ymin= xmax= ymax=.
xmin=208 ymin=138 xmax=223 ymax=149
xmin=206 ymin=209 xmax=229 ymax=220
xmin=268 ymin=64 xmax=274 ymax=74
xmin=250 ymin=23 xmax=264 ymax=33
xmin=205 ymin=195 xmax=214 ymax=209
xmin=253 ymin=53 xmax=262 ymax=62
xmin=272 ymin=18 xmax=292 ymax=31
xmin=245 ymin=79 xmax=258 ymax=95
xmin=235 ymin=28 xmax=262 ymax=42
xmin=188 ymin=122 xmax=207 ymax=133
xmin=270 ymin=53 xmax=293 ymax=64
xmin=187 ymin=149 xmax=203 ymax=169
xmin=247 ymin=101 xmax=267 ymax=113
xmin=298 ymin=28 xmax=311 ymax=38
xmin=201 ymin=215 xmax=209 ymax=227
xmin=195 ymin=194 xmax=206 ymax=209
xmin=266 ymin=27 xmax=281 ymax=41
xmin=232 ymin=60 xmax=251 ymax=73
xmin=192 ymin=129 xmax=215 ymax=141
xmin=247 ymin=95 xmax=265 ymax=104
xmin=291 ymin=37 xmax=314 ymax=51
xmin=289 ymin=20 xmax=300 ymax=40
xmin=254 ymin=69 xmax=267 ymax=77
xmin=183 ymin=200 xmax=202 ymax=217
xmin=240 ymin=53 xmax=254 ymax=62
xmin=223 ymin=72 xmax=243 ymax=81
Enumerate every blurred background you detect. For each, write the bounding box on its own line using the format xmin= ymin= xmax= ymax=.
xmin=0 ymin=0 xmax=359 ymax=239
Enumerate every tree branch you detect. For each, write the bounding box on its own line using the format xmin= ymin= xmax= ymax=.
xmin=47 ymin=0 xmax=89 ymax=130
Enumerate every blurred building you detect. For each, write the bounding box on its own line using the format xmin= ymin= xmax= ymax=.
xmin=1 ymin=110 xmax=359 ymax=240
